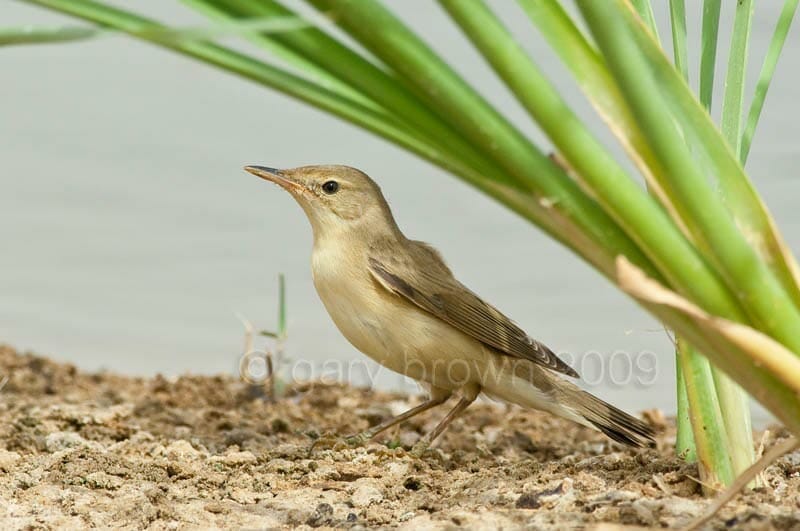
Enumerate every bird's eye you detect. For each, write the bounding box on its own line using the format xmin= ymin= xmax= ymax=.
xmin=322 ymin=180 xmax=339 ymax=194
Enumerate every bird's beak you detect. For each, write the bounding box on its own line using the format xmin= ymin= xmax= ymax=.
xmin=244 ymin=165 xmax=304 ymax=194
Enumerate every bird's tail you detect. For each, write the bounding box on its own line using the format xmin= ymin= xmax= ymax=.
xmin=481 ymin=360 xmax=655 ymax=448
xmin=566 ymin=388 xmax=655 ymax=447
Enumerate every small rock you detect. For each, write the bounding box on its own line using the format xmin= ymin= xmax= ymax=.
xmin=45 ymin=431 xmax=96 ymax=452
xmin=264 ymin=458 xmax=294 ymax=474
xmin=90 ymin=404 xmax=133 ymax=424
xmin=658 ymin=496 xmax=705 ymax=518
xmin=351 ymin=483 xmax=383 ymax=507
xmin=625 ymin=499 xmax=657 ymax=526
xmin=307 ymin=463 xmax=338 ymax=481
xmin=164 ymin=440 xmax=203 ymax=460
xmin=14 ymin=472 xmax=38 ymax=489
xmin=84 ymin=471 xmax=123 ymax=490
xmin=587 ymin=489 xmax=639 ymax=507
xmin=204 ymin=501 xmax=227 ymax=514
xmin=305 ymin=502 xmax=334 ymax=528
xmin=385 ymin=460 xmax=409 ymax=479
xmin=0 ymin=450 xmax=21 ymax=471
xmin=516 ymin=481 xmax=568 ymax=509
xmin=129 ymin=431 xmax=155 ymax=443
xmin=398 ymin=511 xmax=415 ymax=522
xmin=210 ymin=450 xmax=257 ymax=466
xmin=228 ymin=488 xmax=261 ymax=505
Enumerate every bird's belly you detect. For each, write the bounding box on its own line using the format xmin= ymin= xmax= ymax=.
xmin=312 ymin=266 xmax=484 ymax=389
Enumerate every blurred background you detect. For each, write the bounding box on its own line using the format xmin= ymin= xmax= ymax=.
xmin=3 ymin=1 xmax=798 ymax=418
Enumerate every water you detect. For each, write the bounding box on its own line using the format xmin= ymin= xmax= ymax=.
xmin=3 ymin=2 xmax=798 ymax=422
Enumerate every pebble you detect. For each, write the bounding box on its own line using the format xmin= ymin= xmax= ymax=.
xmin=45 ymin=431 xmax=100 ymax=453
xmin=129 ymin=431 xmax=155 ymax=443
xmin=350 ymin=483 xmax=383 ymax=507
xmin=658 ymin=496 xmax=705 ymax=517
xmin=385 ymin=461 xmax=409 ymax=479
xmin=164 ymin=440 xmax=203 ymax=460
xmin=204 ymin=501 xmax=227 ymax=514
xmin=398 ymin=511 xmax=415 ymax=522
xmin=0 ymin=450 xmax=21 ymax=471
xmin=84 ymin=471 xmax=123 ymax=490
xmin=210 ymin=450 xmax=257 ymax=466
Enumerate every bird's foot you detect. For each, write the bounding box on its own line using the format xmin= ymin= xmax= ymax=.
xmin=308 ymin=431 xmax=373 ymax=454
xmin=307 ymin=432 xmax=347 ymax=453
xmin=343 ymin=431 xmax=373 ymax=447
xmin=409 ymin=440 xmax=430 ymax=458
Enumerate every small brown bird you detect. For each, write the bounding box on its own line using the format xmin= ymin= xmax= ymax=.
xmin=245 ymin=164 xmax=654 ymax=454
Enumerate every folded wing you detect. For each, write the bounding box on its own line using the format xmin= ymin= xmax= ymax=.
xmin=368 ymin=241 xmax=579 ymax=378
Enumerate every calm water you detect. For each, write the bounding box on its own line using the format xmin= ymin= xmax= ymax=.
xmin=3 ymin=2 xmax=798 ymax=421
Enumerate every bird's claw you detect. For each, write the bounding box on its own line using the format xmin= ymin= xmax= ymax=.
xmin=308 ymin=431 xmax=372 ymax=454
xmin=343 ymin=432 xmax=371 ymax=447
xmin=409 ymin=440 xmax=430 ymax=458
xmin=307 ymin=433 xmax=345 ymax=454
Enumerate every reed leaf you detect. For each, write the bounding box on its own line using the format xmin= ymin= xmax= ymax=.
xmin=439 ymin=0 xmax=752 ymax=337
xmin=721 ymin=0 xmax=755 ymax=160
xmin=592 ymin=0 xmax=800 ymax=342
xmin=630 ymin=0 xmax=660 ymax=40
xmin=0 ymin=24 xmax=96 ymax=45
xmin=669 ymin=0 xmax=689 ymax=80
xmin=741 ymin=0 xmax=800 ymax=162
xmin=617 ymin=257 xmax=800 ymax=436
xmin=676 ymin=339 xmax=733 ymax=492
xmin=700 ymin=0 xmax=722 ymax=110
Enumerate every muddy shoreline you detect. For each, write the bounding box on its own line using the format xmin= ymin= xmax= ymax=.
xmin=0 ymin=344 xmax=797 ymax=529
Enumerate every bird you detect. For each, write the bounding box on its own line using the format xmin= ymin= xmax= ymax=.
xmin=244 ymin=164 xmax=655 ymax=455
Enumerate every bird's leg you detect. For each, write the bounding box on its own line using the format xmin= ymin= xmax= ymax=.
xmin=343 ymin=394 xmax=450 ymax=447
xmin=308 ymin=392 xmax=450 ymax=453
xmin=410 ymin=395 xmax=476 ymax=458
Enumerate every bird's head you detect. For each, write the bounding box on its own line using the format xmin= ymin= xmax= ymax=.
xmin=244 ymin=164 xmax=397 ymax=239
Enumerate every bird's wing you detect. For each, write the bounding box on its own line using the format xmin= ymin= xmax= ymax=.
xmin=367 ymin=241 xmax=579 ymax=378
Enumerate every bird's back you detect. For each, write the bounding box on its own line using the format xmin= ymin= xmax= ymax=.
xmin=368 ymin=238 xmax=579 ymax=378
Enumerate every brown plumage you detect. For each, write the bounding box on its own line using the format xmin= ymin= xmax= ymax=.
xmin=367 ymin=242 xmax=579 ymax=378
xmin=245 ymin=164 xmax=655 ymax=452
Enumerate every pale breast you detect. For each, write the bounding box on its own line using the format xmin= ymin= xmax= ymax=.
xmin=311 ymin=241 xmax=390 ymax=362
xmin=310 ymin=239 xmax=489 ymax=389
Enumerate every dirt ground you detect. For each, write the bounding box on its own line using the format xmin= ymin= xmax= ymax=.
xmin=0 ymin=344 xmax=798 ymax=530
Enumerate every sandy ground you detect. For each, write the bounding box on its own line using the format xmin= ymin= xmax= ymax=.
xmin=0 ymin=344 xmax=798 ymax=530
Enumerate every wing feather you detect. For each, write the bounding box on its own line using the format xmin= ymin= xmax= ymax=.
xmin=368 ymin=243 xmax=578 ymax=378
